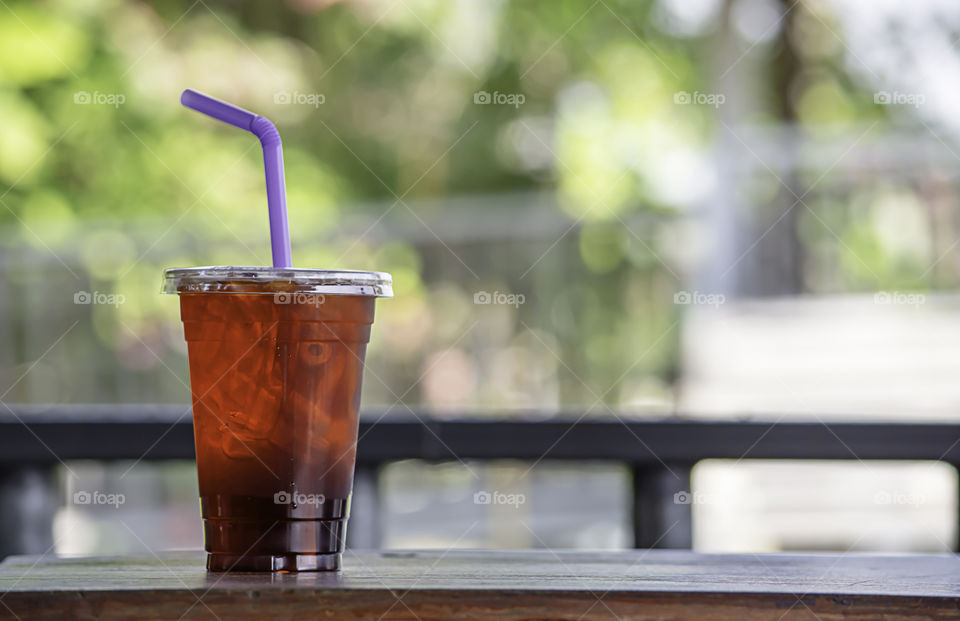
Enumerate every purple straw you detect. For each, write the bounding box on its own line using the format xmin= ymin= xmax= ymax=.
xmin=180 ymin=89 xmax=292 ymax=267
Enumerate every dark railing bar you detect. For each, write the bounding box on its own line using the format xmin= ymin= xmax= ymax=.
xmin=1 ymin=405 xmax=958 ymax=557
xmin=1 ymin=404 xmax=958 ymax=464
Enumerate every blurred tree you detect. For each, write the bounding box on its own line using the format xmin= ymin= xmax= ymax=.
xmin=0 ymin=0 xmax=946 ymax=409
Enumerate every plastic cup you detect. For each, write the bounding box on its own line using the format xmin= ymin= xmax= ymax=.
xmin=162 ymin=266 xmax=392 ymax=572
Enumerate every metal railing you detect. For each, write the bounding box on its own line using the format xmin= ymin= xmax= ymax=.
xmin=1 ymin=404 xmax=959 ymax=558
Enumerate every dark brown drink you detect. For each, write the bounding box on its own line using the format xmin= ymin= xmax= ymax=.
xmin=164 ymin=267 xmax=392 ymax=572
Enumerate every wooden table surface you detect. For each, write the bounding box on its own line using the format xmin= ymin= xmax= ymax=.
xmin=1 ymin=549 xmax=958 ymax=620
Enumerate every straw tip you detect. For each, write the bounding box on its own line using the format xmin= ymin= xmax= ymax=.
xmin=180 ymin=89 xmax=199 ymax=107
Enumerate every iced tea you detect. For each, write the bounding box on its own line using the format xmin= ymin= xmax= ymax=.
xmin=164 ymin=267 xmax=392 ymax=571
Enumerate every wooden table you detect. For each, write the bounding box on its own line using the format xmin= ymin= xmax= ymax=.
xmin=0 ymin=550 xmax=958 ymax=620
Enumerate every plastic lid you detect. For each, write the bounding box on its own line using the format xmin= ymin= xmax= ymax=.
xmin=162 ymin=266 xmax=393 ymax=297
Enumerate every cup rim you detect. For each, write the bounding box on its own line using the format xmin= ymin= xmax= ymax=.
xmin=162 ymin=266 xmax=393 ymax=297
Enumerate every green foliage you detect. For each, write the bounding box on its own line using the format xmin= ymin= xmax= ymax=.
xmin=0 ymin=0 xmax=930 ymax=407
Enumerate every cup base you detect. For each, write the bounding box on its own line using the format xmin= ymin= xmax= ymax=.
xmin=206 ymin=552 xmax=341 ymax=572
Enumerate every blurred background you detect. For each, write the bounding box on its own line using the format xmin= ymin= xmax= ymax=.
xmin=1 ymin=0 xmax=958 ymax=557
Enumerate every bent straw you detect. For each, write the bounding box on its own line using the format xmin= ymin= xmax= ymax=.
xmin=180 ymin=89 xmax=292 ymax=268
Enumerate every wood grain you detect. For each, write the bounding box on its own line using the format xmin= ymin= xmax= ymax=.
xmin=1 ymin=550 xmax=958 ymax=620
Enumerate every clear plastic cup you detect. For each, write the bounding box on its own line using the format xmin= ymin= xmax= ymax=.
xmin=163 ymin=266 xmax=392 ymax=571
